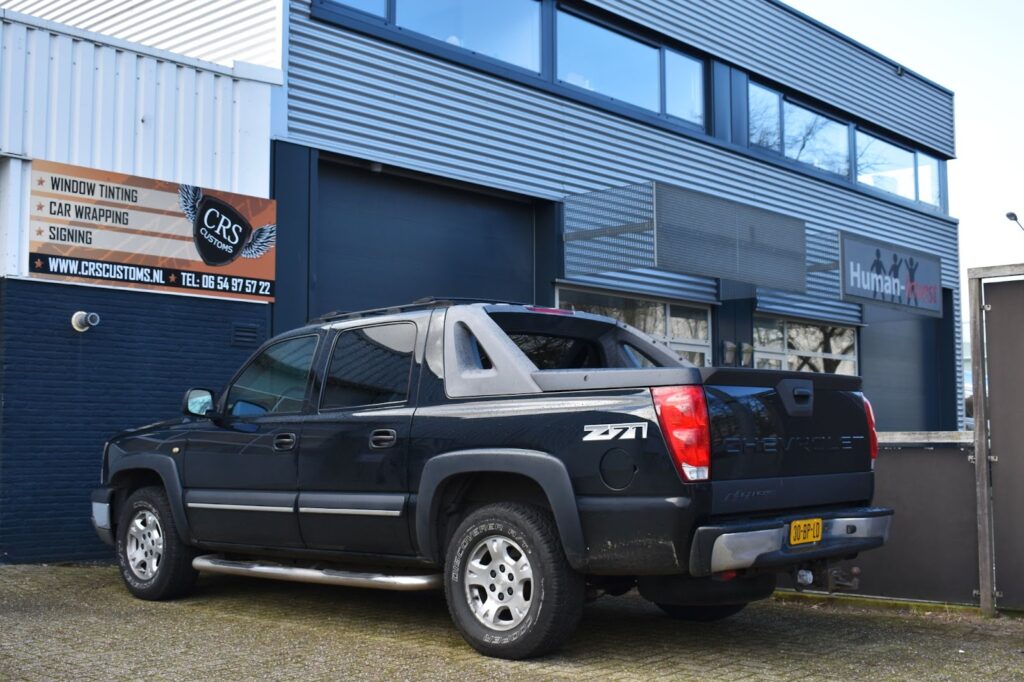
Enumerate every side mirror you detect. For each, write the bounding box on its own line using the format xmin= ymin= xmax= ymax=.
xmin=183 ymin=388 xmax=216 ymax=418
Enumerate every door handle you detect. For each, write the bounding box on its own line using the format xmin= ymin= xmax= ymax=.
xmin=369 ymin=429 xmax=398 ymax=449
xmin=793 ymin=387 xmax=813 ymax=402
xmin=274 ymin=433 xmax=298 ymax=451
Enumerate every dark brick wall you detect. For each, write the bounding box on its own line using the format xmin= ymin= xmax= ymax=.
xmin=0 ymin=279 xmax=270 ymax=562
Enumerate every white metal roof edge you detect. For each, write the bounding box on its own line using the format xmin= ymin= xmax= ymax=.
xmin=0 ymin=8 xmax=283 ymax=85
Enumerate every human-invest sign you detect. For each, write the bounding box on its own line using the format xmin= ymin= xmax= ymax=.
xmin=840 ymin=233 xmax=942 ymax=317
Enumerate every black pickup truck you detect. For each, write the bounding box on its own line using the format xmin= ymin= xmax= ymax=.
xmin=91 ymin=300 xmax=891 ymax=659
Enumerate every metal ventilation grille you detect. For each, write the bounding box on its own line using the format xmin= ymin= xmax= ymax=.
xmin=564 ymin=182 xmax=655 ymax=273
xmin=565 ymin=181 xmax=807 ymax=295
xmin=230 ymin=322 xmax=265 ymax=348
xmin=654 ymin=184 xmax=806 ymax=293
xmin=757 ymin=227 xmax=863 ymax=325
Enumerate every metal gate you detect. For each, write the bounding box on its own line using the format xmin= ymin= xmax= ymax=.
xmin=973 ymin=275 xmax=1024 ymax=611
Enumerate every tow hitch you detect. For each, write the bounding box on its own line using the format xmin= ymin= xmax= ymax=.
xmin=793 ymin=562 xmax=861 ymax=592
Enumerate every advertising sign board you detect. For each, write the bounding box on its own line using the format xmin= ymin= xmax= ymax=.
xmin=27 ymin=160 xmax=276 ymax=301
xmin=840 ymin=233 xmax=942 ymax=317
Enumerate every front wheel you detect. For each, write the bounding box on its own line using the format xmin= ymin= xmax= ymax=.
xmin=656 ymin=602 xmax=747 ymax=622
xmin=444 ymin=503 xmax=584 ymax=659
xmin=116 ymin=486 xmax=197 ymax=600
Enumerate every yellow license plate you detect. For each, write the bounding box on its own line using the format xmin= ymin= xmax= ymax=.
xmin=789 ymin=518 xmax=823 ymax=546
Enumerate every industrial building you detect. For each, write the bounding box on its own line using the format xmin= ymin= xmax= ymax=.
xmin=0 ymin=1 xmax=958 ymax=562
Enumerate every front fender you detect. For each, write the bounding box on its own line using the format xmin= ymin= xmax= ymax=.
xmin=107 ymin=454 xmax=191 ymax=543
xmin=416 ymin=449 xmax=586 ymax=570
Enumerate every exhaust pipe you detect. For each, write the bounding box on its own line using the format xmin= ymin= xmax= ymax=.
xmin=192 ymin=554 xmax=442 ymax=592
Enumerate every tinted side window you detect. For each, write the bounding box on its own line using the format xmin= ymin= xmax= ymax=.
xmin=322 ymin=323 xmax=417 ymax=410
xmin=226 ymin=335 xmax=319 ymax=416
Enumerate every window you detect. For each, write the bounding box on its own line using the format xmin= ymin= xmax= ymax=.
xmin=508 ymin=334 xmax=602 ymax=370
xmin=557 ymin=288 xmax=712 ymax=366
xmin=321 ymin=324 xmax=416 ymax=410
xmin=226 ymin=336 xmax=319 ymax=416
xmin=856 ymin=131 xmax=915 ymax=200
xmin=754 ymin=316 xmax=857 ymax=375
xmin=916 ymin=153 xmax=941 ymax=207
xmin=748 ymin=83 xmax=781 ymax=152
xmin=783 ymin=101 xmax=849 ymax=176
xmin=748 ymin=83 xmax=848 ymax=176
xmin=334 ymin=0 xmax=386 ymax=17
xmin=665 ymin=49 xmax=704 ymax=126
xmin=396 ymin=0 xmax=541 ymax=72
xmin=557 ymin=11 xmax=659 ymax=111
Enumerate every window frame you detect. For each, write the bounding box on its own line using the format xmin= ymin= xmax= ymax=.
xmin=311 ymin=0 xmax=949 ymax=218
xmin=555 ymin=7 xmax=663 ymax=113
xmin=555 ymin=286 xmax=713 ymax=367
xmin=223 ymin=333 xmax=322 ymax=418
xmin=747 ymin=81 xmax=851 ymax=180
xmin=752 ymin=315 xmax=858 ymax=376
xmin=313 ymin=0 xmax=708 ymax=134
xmin=317 ymin=321 xmax=418 ymax=413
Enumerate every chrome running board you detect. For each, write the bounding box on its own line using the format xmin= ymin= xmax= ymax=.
xmin=192 ymin=554 xmax=442 ymax=591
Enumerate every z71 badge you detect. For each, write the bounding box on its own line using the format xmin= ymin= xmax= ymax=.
xmin=582 ymin=422 xmax=649 ymax=442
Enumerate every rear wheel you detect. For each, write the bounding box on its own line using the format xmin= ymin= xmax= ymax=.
xmin=444 ymin=503 xmax=584 ymax=659
xmin=656 ymin=602 xmax=747 ymax=622
xmin=116 ymin=486 xmax=197 ymax=600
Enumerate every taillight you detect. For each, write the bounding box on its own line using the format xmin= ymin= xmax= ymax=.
xmin=651 ymin=386 xmax=710 ymax=482
xmin=863 ymin=396 xmax=879 ymax=465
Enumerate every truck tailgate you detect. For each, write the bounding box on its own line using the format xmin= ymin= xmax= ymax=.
xmin=700 ymin=368 xmax=874 ymax=514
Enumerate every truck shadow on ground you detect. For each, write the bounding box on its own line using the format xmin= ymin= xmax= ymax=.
xmin=185 ymin=572 xmax=947 ymax=673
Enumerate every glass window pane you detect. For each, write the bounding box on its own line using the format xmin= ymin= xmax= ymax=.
xmin=669 ymin=305 xmax=709 ymax=341
xmin=753 ymin=316 xmax=784 ymax=351
xmin=557 ymin=11 xmax=659 ymax=111
xmin=783 ymin=101 xmax=849 ymax=176
xmin=856 ymin=131 xmax=916 ymax=200
xmin=396 ymin=0 xmax=541 ymax=71
xmin=227 ymin=336 xmax=318 ymax=416
xmin=559 ymin=289 xmax=665 ymax=336
xmin=788 ymin=355 xmax=856 ymax=375
xmin=917 ymin=153 xmax=941 ymax=206
xmin=756 ymin=356 xmax=784 ymax=370
xmin=322 ymin=324 xmax=416 ymax=409
xmin=665 ymin=50 xmax=704 ymax=125
xmin=334 ymin=0 xmax=386 ymax=17
xmin=674 ymin=349 xmax=706 ymax=366
xmin=748 ymin=83 xmax=781 ymax=152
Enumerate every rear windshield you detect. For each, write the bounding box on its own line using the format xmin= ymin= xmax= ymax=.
xmin=488 ymin=310 xmax=686 ymax=370
xmin=508 ymin=333 xmax=603 ymax=370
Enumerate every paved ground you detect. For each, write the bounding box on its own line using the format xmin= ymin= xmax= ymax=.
xmin=0 ymin=565 xmax=1022 ymax=681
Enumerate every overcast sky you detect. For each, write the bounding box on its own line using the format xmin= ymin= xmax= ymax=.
xmin=783 ymin=0 xmax=1024 ymax=313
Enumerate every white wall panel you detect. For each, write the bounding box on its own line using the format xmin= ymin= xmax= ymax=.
xmin=0 ymin=11 xmax=276 ymax=280
xmin=0 ymin=0 xmax=281 ymax=69
xmin=0 ymin=11 xmax=274 ymax=196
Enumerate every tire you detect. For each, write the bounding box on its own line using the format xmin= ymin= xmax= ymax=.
xmin=656 ymin=602 xmax=747 ymax=622
xmin=116 ymin=486 xmax=197 ymax=600
xmin=444 ymin=503 xmax=584 ymax=659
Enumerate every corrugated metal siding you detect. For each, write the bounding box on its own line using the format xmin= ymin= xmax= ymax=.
xmin=582 ymin=0 xmax=955 ymax=157
xmin=286 ymin=0 xmax=961 ymax=422
xmin=0 ymin=14 xmax=273 ymax=195
xmin=0 ymin=0 xmax=281 ymax=69
xmin=287 ymin=3 xmax=958 ymax=288
xmin=757 ymin=228 xmax=862 ymax=325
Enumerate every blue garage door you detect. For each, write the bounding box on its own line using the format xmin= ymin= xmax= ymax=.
xmin=312 ymin=162 xmax=537 ymax=316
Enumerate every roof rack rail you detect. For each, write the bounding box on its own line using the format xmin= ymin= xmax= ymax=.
xmin=308 ymin=296 xmax=528 ymax=325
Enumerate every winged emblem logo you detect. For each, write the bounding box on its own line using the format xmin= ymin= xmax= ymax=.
xmin=179 ymin=184 xmax=276 ymax=266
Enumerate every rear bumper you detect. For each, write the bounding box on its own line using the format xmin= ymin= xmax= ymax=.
xmin=91 ymin=488 xmax=115 ymax=546
xmin=689 ymin=507 xmax=893 ymax=577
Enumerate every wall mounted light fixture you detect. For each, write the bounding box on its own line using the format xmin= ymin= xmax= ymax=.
xmin=71 ymin=311 xmax=101 ymax=333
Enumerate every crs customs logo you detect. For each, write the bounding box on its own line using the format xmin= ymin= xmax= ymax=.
xmin=179 ymin=185 xmax=276 ymax=266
